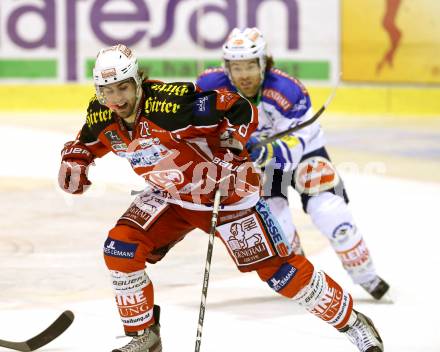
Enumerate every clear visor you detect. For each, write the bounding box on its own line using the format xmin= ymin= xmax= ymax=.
xmin=95 ymin=85 xmax=107 ymax=105
xmin=95 ymin=78 xmax=138 ymax=106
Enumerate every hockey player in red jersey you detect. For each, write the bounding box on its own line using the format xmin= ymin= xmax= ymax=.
xmin=58 ymin=44 xmax=384 ymax=352
xmin=196 ymin=27 xmax=390 ymax=301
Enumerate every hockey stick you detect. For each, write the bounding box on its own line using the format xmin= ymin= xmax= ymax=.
xmin=0 ymin=310 xmax=74 ymax=351
xmin=248 ymin=81 xmax=339 ymax=152
xmin=194 ymin=189 xmax=222 ymax=352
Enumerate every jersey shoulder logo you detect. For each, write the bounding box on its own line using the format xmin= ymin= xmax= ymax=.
xmin=86 ymin=97 xmax=113 ymax=128
xmin=262 ymin=88 xmax=292 ymax=111
xmin=150 ymin=82 xmax=193 ymax=97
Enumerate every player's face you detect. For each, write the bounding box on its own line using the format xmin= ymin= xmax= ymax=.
xmin=228 ymin=59 xmax=262 ymax=98
xmin=100 ymin=79 xmax=137 ymax=118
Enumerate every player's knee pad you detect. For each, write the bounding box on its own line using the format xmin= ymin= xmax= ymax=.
xmin=292 ymin=270 xmax=353 ymax=329
xmin=110 ymin=269 xmax=156 ymax=333
xmin=293 ymin=155 xmax=348 ymax=211
xmin=306 ymin=192 xmax=358 ymax=244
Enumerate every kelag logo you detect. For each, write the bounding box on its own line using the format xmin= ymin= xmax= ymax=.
xmin=0 ymin=0 xmax=300 ymax=81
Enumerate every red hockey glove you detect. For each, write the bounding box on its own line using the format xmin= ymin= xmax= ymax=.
xmin=58 ymin=142 xmax=94 ymax=194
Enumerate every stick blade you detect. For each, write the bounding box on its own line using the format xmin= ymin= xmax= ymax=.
xmin=0 ymin=310 xmax=74 ymax=352
xmin=26 ymin=310 xmax=74 ymax=351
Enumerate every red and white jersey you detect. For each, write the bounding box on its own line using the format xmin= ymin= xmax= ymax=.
xmin=69 ymin=80 xmax=261 ymax=210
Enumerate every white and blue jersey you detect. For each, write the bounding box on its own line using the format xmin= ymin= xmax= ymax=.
xmin=196 ymin=67 xmax=325 ymax=171
xmin=196 ymin=68 xmax=381 ymax=287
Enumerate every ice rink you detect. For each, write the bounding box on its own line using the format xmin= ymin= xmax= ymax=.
xmin=1 ymin=113 xmax=439 ymax=351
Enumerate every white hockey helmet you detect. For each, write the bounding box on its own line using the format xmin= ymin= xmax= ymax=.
xmin=222 ymin=27 xmax=267 ymax=80
xmin=93 ymin=44 xmax=142 ymax=104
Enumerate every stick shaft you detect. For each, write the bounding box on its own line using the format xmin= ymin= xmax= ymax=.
xmin=194 ymin=190 xmax=221 ymax=352
xmin=249 ymin=82 xmax=339 ymax=151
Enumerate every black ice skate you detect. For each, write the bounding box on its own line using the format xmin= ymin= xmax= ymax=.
xmin=112 ymin=305 xmax=162 ymax=352
xmin=339 ymin=310 xmax=384 ymax=352
xmin=360 ymin=276 xmax=390 ymax=300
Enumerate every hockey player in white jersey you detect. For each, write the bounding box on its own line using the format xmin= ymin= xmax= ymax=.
xmin=196 ymin=27 xmax=389 ymax=300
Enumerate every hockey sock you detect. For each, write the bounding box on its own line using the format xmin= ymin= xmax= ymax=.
xmin=292 ymin=270 xmax=353 ymax=329
xmin=307 ymin=192 xmax=377 ymax=283
xmin=110 ymin=269 xmax=156 ymax=334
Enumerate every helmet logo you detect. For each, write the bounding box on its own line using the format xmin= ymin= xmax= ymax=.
xmin=99 ymin=44 xmax=132 ymax=59
xmin=101 ymin=68 xmax=116 ymax=79
xmin=247 ymin=30 xmax=260 ymax=42
xmin=233 ymin=39 xmax=244 ymax=45
xmin=118 ymin=44 xmax=133 ymax=58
